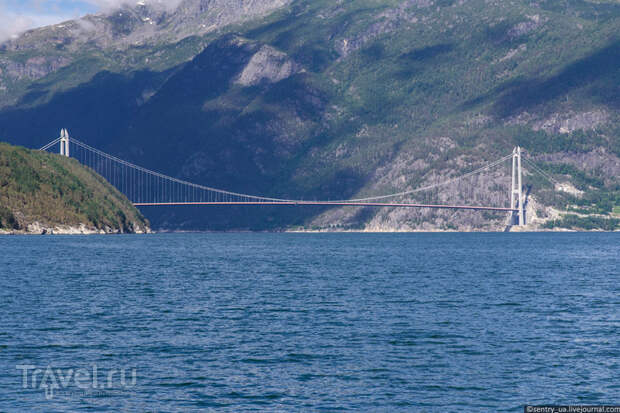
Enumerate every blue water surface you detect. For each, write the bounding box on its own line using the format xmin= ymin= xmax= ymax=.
xmin=0 ymin=233 xmax=618 ymax=412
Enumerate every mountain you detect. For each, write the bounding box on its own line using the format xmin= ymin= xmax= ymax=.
xmin=0 ymin=142 xmax=149 ymax=234
xmin=0 ymin=0 xmax=290 ymax=107
xmin=0 ymin=0 xmax=618 ymax=231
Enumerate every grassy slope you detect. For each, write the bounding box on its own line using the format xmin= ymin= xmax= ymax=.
xmin=0 ymin=143 xmax=148 ymax=232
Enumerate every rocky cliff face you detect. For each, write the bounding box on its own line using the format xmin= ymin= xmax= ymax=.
xmin=235 ymin=45 xmax=301 ymax=86
xmin=0 ymin=0 xmax=618 ymax=231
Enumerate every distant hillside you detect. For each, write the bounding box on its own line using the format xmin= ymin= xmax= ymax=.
xmin=0 ymin=143 xmax=149 ymax=234
xmin=0 ymin=0 xmax=618 ymax=231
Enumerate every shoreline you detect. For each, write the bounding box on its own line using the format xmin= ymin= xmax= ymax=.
xmin=2 ymin=227 xmax=617 ymax=235
xmin=0 ymin=222 xmax=150 ymax=235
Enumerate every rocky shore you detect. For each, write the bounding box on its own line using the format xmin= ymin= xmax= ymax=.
xmin=0 ymin=222 xmax=151 ymax=235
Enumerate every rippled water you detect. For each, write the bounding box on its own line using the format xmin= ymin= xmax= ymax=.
xmin=0 ymin=233 xmax=618 ymax=411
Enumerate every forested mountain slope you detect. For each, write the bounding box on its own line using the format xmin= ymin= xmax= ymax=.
xmin=1 ymin=0 xmax=618 ymax=231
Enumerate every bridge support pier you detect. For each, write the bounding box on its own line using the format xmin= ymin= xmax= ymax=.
xmin=59 ymin=129 xmax=70 ymax=157
xmin=511 ymin=146 xmax=525 ymax=226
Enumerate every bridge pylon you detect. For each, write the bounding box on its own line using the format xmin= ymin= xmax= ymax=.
xmin=511 ymin=146 xmax=525 ymax=226
xmin=59 ymin=129 xmax=70 ymax=157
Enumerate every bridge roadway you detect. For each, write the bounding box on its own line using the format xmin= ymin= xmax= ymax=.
xmin=133 ymin=201 xmax=518 ymax=212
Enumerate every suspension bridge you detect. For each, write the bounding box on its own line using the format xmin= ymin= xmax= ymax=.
xmin=40 ymin=130 xmax=550 ymax=227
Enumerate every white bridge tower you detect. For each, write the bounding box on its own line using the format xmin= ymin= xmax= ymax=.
xmin=59 ymin=129 xmax=70 ymax=157
xmin=511 ymin=146 xmax=525 ymax=226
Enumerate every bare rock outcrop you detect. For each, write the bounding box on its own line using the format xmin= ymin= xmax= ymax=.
xmin=507 ymin=109 xmax=610 ymax=134
xmin=335 ymin=0 xmax=430 ymax=57
xmin=1 ymin=56 xmax=71 ymax=81
xmin=534 ymin=149 xmax=620 ymax=181
xmin=309 ymin=143 xmax=513 ymax=232
xmin=532 ymin=110 xmax=609 ymax=134
xmin=6 ymin=222 xmax=151 ymax=235
xmin=235 ymin=45 xmax=300 ymax=86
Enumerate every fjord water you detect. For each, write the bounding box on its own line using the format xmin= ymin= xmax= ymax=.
xmin=0 ymin=233 xmax=618 ymax=412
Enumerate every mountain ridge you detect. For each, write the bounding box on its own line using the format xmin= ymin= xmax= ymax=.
xmin=0 ymin=0 xmax=618 ymax=231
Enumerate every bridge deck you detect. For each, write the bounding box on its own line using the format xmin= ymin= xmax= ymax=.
xmin=133 ymin=201 xmax=517 ymax=212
